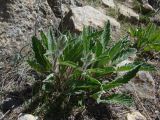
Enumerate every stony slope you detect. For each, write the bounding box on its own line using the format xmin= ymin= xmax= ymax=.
xmin=0 ymin=0 xmax=160 ymax=120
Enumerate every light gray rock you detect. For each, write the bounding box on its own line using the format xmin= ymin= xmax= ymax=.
xmin=0 ymin=62 xmax=4 ymax=69
xmin=127 ymin=111 xmax=146 ymax=120
xmin=0 ymin=0 xmax=58 ymax=53
xmin=117 ymin=4 xmax=139 ymax=22
xmin=18 ymin=114 xmax=38 ymax=120
xmin=141 ymin=0 xmax=148 ymax=4
xmin=123 ymin=71 xmax=155 ymax=99
xmin=142 ymin=3 xmax=155 ymax=13
xmin=102 ymin=0 xmax=115 ymax=8
xmin=61 ymin=4 xmax=70 ymax=17
xmin=61 ymin=6 xmax=120 ymax=32
xmin=117 ymin=59 xmax=155 ymax=99
xmin=132 ymin=71 xmax=155 ymax=99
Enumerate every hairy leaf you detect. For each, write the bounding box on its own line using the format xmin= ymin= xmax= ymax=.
xmin=101 ymin=21 xmax=111 ymax=51
xmin=101 ymin=94 xmax=133 ymax=106
xmin=103 ymin=65 xmax=141 ymax=90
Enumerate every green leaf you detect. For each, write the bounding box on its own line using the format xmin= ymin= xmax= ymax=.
xmin=59 ymin=61 xmax=79 ymax=69
xmin=96 ymin=51 xmax=110 ymax=66
xmin=40 ymin=31 xmax=48 ymax=49
xmin=108 ymin=37 xmax=129 ymax=60
xmin=129 ymin=23 xmax=160 ymax=52
xmin=101 ymin=21 xmax=111 ymax=51
xmin=27 ymin=60 xmax=44 ymax=73
xmin=144 ymin=43 xmax=160 ymax=52
xmin=84 ymin=75 xmax=102 ymax=86
xmin=117 ymin=62 xmax=156 ymax=71
xmin=87 ymin=30 xmax=103 ymax=40
xmin=112 ymin=48 xmax=137 ymax=65
xmin=32 ymin=36 xmax=46 ymax=57
xmin=47 ymin=29 xmax=55 ymax=53
xmin=103 ymin=65 xmax=141 ymax=90
xmin=72 ymin=75 xmax=101 ymax=92
xmin=95 ymin=40 xmax=103 ymax=57
xmin=91 ymin=91 xmax=104 ymax=104
xmin=63 ymin=38 xmax=83 ymax=62
xmin=43 ymin=73 xmax=55 ymax=82
xmin=101 ymin=94 xmax=133 ymax=106
xmin=82 ymin=26 xmax=90 ymax=55
xmin=87 ymin=67 xmax=116 ymax=76
xmin=31 ymin=36 xmax=52 ymax=72
xmin=42 ymin=83 xmax=54 ymax=92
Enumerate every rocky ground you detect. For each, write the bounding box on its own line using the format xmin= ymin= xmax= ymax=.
xmin=0 ymin=0 xmax=160 ymax=120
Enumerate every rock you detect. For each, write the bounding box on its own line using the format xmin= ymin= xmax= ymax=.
xmin=102 ymin=0 xmax=115 ymax=8
xmin=1 ymin=97 xmax=23 ymax=113
xmin=155 ymin=111 xmax=160 ymax=120
xmin=142 ymin=3 xmax=155 ymax=13
xmin=0 ymin=62 xmax=4 ymax=69
xmin=151 ymin=14 xmax=160 ymax=26
xmin=117 ymin=4 xmax=139 ymax=22
xmin=47 ymin=0 xmax=63 ymax=17
xmin=61 ymin=4 xmax=70 ymax=17
xmin=141 ymin=0 xmax=148 ymax=4
xmin=47 ymin=0 xmax=83 ymax=17
xmin=117 ymin=58 xmax=155 ymax=99
xmin=124 ymin=71 xmax=155 ymax=99
xmin=0 ymin=0 xmax=58 ymax=53
xmin=148 ymin=0 xmax=160 ymax=9
xmin=18 ymin=114 xmax=38 ymax=120
xmin=61 ymin=6 xmax=120 ymax=33
xmin=127 ymin=111 xmax=147 ymax=120
xmin=127 ymin=0 xmax=134 ymax=3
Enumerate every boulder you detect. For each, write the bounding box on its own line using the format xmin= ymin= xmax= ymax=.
xmin=102 ymin=0 xmax=115 ymax=9
xmin=117 ymin=4 xmax=139 ymax=22
xmin=0 ymin=0 xmax=58 ymax=53
xmin=61 ymin=6 xmax=120 ymax=32
xmin=127 ymin=111 xmax=146 ymax=120
xmin=18 ymin=114 xmax=38 ymax=120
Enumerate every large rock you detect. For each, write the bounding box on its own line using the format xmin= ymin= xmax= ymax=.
xmin=61 ymin=6 xmax=120 ymax=32
xmin=0 ymin=0 xmax=58 ymax=53
xmin=117 ymin=4 xmax=139 ymax=22
xmin=102 ymin=0 xmax=115 ymax=8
